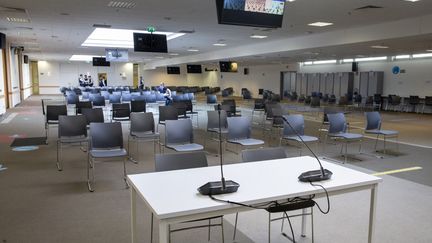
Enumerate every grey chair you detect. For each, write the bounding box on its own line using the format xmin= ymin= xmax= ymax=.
xmin=87 ymin=122 xmax=128 ymax=192
xmin=280 ymin=115 xmax=319 ymax=155
xmin=226 ymin=116 xmax=264 ymax=154
xmin=76 ymin=101 xmax=92 ymax=114
xmin=327 ymin=113 xmax=363 ymax=163
xmin=45 ymin=105 xmax=68 ymax=139
xmin=111 ymin=103 xmax=131 ymax=121
xmin=57 ymin=115 xmax=88 ymax=171
xmin=130 ymin=100 xmax=146 ymax=113
xmin=364 ymin=112 xmax=399 ymax=154
xmin=128 ymin=112 xmax=160 ymax=163
xmin=205 ymin=110 xmax=228 ymax=151
xmin=109 ymin=94 xmax=121 ymax=104
xmin=235 ymin=147 xmax=315 ymax=243
xmin=158 ymin=106 xmax=178 ymax=132
xmin=81 ymin=108 xmax=104 ymax=125
xmin=92 ymin=95 xmax=106 ymax=107
xmin=165 ymin=119 xmax=203 ymax=152
xmin=152 ymin=152 xmax=224 ymax=243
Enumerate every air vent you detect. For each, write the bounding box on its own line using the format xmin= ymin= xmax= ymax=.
xmin=93 ymin=24 xmax=112 ymax=28
xmin=107 ymin=1 xmax=136 ymax=9
xmin=179 ymin=30 xmax=195 ymax=34
xmin=6 ymin=17 xmax=30 ymax=23
xmin=355 ymin=5 xmax=383 ymax=10
xmin=1 ymin=6 xmax=31 ymax=22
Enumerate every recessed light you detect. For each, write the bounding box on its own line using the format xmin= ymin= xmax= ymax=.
xmin=308 ymin=22 xmax=333 ymax=27
xmin=169 ymin=53 xmax=179 ymax=56
xmin=250 ymin=34 xmax=268 ymax=39
xmin=286 ymin=0 xmax=296 ymax=2
xmin=371 ymin=45 xmax=389 ymax=49
xmin=187 ymin=48 xmax=199 ymax=52
xmin=213 ymin=43 xmax=227 ymax=46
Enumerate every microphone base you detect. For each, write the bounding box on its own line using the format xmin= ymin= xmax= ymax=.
xmin=298 ymin=169 xmax=333 ymax=182
xmin=198 ymin=180 xmax=240 ymax=195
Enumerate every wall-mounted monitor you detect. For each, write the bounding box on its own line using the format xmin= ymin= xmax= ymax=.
xmin=92 ymin=57 xmax=110 ymax=67
xmin=216 ymin=0 xmax=285 ymax=28
xmin=133 ymin=33 xmax=168 ymax=53
xmin=219 ymin=61 xmax=238 ymax=72
xmin=167 ymin=66 xmax=181 ymax=75
xmin=106 ymin=48 xmax=129 ymax=62
xmin=187 ymin=65 xmax=202 ymax=74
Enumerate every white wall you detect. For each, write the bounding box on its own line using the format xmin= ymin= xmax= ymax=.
xmin=142 ymin=63 xmax=297 ymax=97
xmin=0 ymin=49 xmax=5 ymax=115
xmin=298 ymin=58 xmax=432 ymax=97
xmin=38 ymin=61 xmax=134 ymax=94
xmin=9 ymin=48 xmax=21 ymax=107
xmin=22 ymin=61 xmax=31 ymax=99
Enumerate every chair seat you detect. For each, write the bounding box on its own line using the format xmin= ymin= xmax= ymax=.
xmin=166 ymin=143 xmax=203 ymax=152
xmin=329 ymin=132 xmax=363 ymax=140
xmin=90 ymin=148 xmax=127 ymax=158
xmin=59 ymin=136 xmax=88 ymax=143
xmin=228 ymin=138 xmax=265 ymax=146
xmin=207 ymin=128 xmax=229 ymax=134
xmin=131 ymin=131 xmax=160 ymax=139
xmin=283 ymin=135 xmax=318 ymax=143
xmin=365 ymin=129 xmax=399 ymax=136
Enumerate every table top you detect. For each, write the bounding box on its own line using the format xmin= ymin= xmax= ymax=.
xmin=128 ymin=156 xmax=382 ymax=220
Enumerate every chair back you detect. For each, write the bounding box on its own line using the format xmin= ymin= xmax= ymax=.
xmin=242 ymin=147 xmax=287 ymax=163
xmin=92 ymin=96 xmax=106 ymax=106
xmin=155 ymin=151 xmax=207 ymax=172
xmin=365 ymin=112 xmax=382 ymax=130
xmin=425 ymin=96 xmax=432 ymax=106
xmin=130 ymin=100 xmax=146 ymax=113
xmin=272 ymin=108 xmax=285 ymax=126
xmin=282 ymin=114 xmax=305 ymax=136
xmin=112 ymin=103 xmax=131 ymax=119
xmin=207 ymin=95 xmax=217 ymax=104
xmin=265 ymin=103 xmax=280 ymax=119
xmin=46 ymin=105 xmax=67 ymax=122
xmin=109 ymin=94 xmax=121 ymax=104
xmin=159 ymin=106 xmax=178 ymax=123
xmin=310 ymin=97 xmax=320 ymax=107
xmin=227 ymin=116 xmax=251 ymax=140
xmin=58 ymin=115 xmax=87 ymax=138
xmin=122 ymin=93 xmax=132 ymax=102
xmin=101 ymin=91 xmax=110 ymax=100
xmin=172 ymin=101 xmax=187 ymax=117
xmin=81 ymin=108 xmax=104 ymax=125
xmin=327 ymin=113 xmax=347 ymax=134
xmin=89 ymin=122 xmax=123 ymax=149
xmin=130 ymin=112 xmax=155 ymax=133
xmin=207 ymin=110 xmax=228 ymax=130
xmin=165 ymin=119 xmax=194 ymax=144
xmin=82 ymin=91 xmax=90 ymax=100
xmin=254 ymin=99 xmax=265 ymax=110
xmin=76 ymin=101 xmax=92 ymax=114
xmin=66 ymin=94 xmax=79 ymax=105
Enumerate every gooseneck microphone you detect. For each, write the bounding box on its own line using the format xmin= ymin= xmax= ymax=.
xmin=281 ymin=116 xmax=333 ymax=182
xmin=198 ymin=104 xmax=239 ymax=195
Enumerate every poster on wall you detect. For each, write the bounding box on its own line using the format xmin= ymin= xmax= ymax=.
xmin=98 ymin=73 xmax=107 ymax=86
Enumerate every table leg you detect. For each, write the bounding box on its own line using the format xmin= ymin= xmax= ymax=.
xmin=301 ymin=208 xmax=307 ymax=237
xmin=368 ymin=185 xmax=378 ymax=243
xmin=131 ymin=187 xmax=137 ymax=243
xmin=159 ymin=221 xmax=170 ymax=243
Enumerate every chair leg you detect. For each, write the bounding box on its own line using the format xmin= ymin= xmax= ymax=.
xmin=87 ymin=156 xmax=95 ymax=192
xmin=221 ymin=217 xmax=225 ymax=243
xmin=150 ymin=213 xmax=154 ymax=243
xmin=233 ymin=213 xmax=239 ymax=241
xmin=268 ymin=213 xmax=271 ymax=243
xmin=311 ymin=208 xmax=314 ymax=243
xmin=56 ymin=140 xmax=62 ymax=171
xmin=344 ymin=142 xmax=348 ymax=164
xmin=383 ymin=136 xmax=387 ymax=154
xmin=374 ymin=134 xmax=379 ymax=151
xmin=123 ymin=157 xmax=129 ymax=189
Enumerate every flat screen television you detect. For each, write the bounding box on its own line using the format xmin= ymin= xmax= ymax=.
xmin=167 ymin=66 xmax=181 ymax=75
xmin=106 ymin=48 xmax=129 ymax=62
xmin=187 ymin=65 xmax=202 ymax=74
xmin=133 ymin=33 xmax=168 ymax=53
xmin=219 ymin=61 xmax=238 ymax=72
xmin=92 ymin=57 xmax=110 ymax=67
xmin=216 ymin=0 xmax=285 ymax=28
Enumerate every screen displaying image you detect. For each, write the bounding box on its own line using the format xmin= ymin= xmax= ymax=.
xmin=224 ymin=0 xmax=284 ymax=15
xmin=105 ymin=49 xmax=129 ymax=62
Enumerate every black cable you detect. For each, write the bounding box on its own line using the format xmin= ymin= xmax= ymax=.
xmin=309 ymin=181 xmax=331 ymax=214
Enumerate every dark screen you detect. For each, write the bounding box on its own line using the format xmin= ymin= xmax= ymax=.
xmin=92 ymin=57 xmax=110 ymax=67
xmin=187 ymin=65 xmax=202 ymax=74
xmin=133 ymin=33 xmax=168 ymax=53
xmin=167 ymin=66 xmax=181 ymax=75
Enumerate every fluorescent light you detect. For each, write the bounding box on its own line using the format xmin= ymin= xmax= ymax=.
xmin=312 ymin=60 xmax=337 ymax=65
xmin=82 ymin=28 xmax=185 ymax=48
xmin=303 ymin=61 xmax=313 ymax=65
xmin=342 ymin=59 xmax=354 ymax=63
xmin=371 ymin=45 xmax=389 ymax=49
xmin=308 ymin=22 xmax=333 ymax=27
xmin=213 ymin=43 xmax=227 ymax=46
xmin=286 ymin=0 xmax=296 ymax=2
xmin=6 ymin=17 xmax=30 ymax=23
xmin=395 ymin=55 xmax=410 ymax=59
xmin=403 ymin=0 xmax=420 ymax=2
xmin=427 ymin=50 xmax=432 ymax=52
xmin=69 ymin=55 xmax=103 ymax=61
xmin=187 ymin=48 xmax=199 ymax=52
xmin=412 ymin=53 xmax=432 ymax=58
xmin=250 ymin=35 xmax=268 ymax=39
xmin=355 ymin=56 xmax=387 ymax=62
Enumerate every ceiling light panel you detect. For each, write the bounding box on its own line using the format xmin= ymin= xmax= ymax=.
xmin=308 ymin=22 xmax=333 ymax=27
xmin=6 ymin=17 xmax=30 ymax=23
xmin=107 ymin=1 xmax=136 ymax=9
xmin=355 ymin=56 xmax=387 ymax=62
xmin=371 ymin=45 xmax=389 ymax=49
xmin=412 ymin=53 xmax=432 ymax=58
xmin=312 ymin=60 xmax=337 ymax=64
xmin=81 ymin=28 xmax=185 ymax=48
xmin=394 ymin=55 xmax=410 ymax=59
xmin=250 ymin=34 xmax=268 ymax=39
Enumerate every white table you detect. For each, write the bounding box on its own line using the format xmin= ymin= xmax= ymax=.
xmin=127 ymin=156 xmax=382 ymax=243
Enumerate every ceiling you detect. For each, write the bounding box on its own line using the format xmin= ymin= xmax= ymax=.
xmin=1 ymin=0 xmax=432 ymax=66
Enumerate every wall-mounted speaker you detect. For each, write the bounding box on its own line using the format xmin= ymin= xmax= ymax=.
xmin=0 ymin=33 xmax=5 ymax=49
xmin=244 ymin=68 xmax=249 ymax=75
xmin=24 ymin=55 xmax=29 ymax=64
xmin=352 ymin=62 xmax=359 ymax=72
